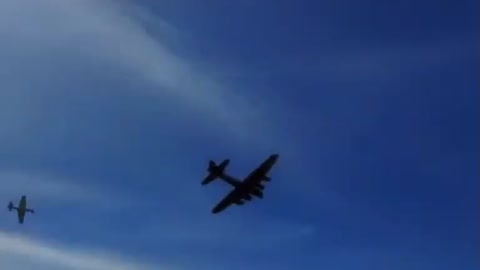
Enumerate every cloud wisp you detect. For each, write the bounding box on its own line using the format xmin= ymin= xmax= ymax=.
xmin=0 ymin=170 xmax=102 ymax=204
xmin=0 ymin=231 xmax=170 ymax=270
xmin=0 ymin=0 xmax=275 ymax=147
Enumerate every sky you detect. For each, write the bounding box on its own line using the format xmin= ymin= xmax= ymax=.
xmin=0 ymin=0 xmax=477 ymax=269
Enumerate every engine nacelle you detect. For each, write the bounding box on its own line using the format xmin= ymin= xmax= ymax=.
xmin=256 ymin=183 xmax=265 ymax=190
xmin=243 ymin=194 xmax=252 ymax=201
xmin=251 ymin=189 xmax=264 ymax=199
xmin=235 ymin=200 xmax=245 ymax=205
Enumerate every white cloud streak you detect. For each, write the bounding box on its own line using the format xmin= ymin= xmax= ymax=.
xmin=139 ymin=215 xmax=316 ymax=250
xmin=0 ymin=170 xmax=101 ymax=204
xmin=0 ymin=231 xmax=171 ymax=270
xmin=0 ymin=0 xmax=272 ymax=145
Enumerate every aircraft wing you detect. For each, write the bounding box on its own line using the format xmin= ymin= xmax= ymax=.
xmin=211 ymin=189 xmax=242 ymax=214
xmin=17 ymin=210 xmax=25 ymax=224
xmin=243 ymin=154 xmax=279 ymax=187
xmin=19 ymin=196 xmax=26 ymax=209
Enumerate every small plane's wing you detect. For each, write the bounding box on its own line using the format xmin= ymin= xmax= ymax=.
xmin=19 ymin=196 xmax=26 ymax=209
xmin=17 ymin=210 xmax=25 ymax=224
xmin=243 ymin=154 xmax=279 ymax=187
xmin=211 ymin=189 xmax=242 ymax=214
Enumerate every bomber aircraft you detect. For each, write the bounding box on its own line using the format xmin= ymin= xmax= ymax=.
xmin=7 ymin=195 xmax=34 ymax=224
xmin=202 ymin=154 xmax=279 ymax=214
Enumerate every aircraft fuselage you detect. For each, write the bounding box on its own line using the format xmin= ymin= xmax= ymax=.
xmin=8 ymin=195 xmax=34 ymax=224
xmin=208 ymin=154 xmax=279 ymax=214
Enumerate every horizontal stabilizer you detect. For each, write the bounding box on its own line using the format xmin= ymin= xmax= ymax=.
xmin=7 ymin=201 xmax=13 ymax=211
xmin=202 ymin=159 xmax=230 ymax=185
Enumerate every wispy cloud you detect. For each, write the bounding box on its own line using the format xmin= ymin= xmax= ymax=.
xmin=0 ymin=0 xmax=275 ymax=146
xmin=0 ymin=231 xmax=171 ymax=270
xmin=214 ymin=35 xmax=476 ymax=84
xmin=0 ymin=170 xmax=101 ymax=204
xmin=135 ymin=214 xmax=316 ymax=251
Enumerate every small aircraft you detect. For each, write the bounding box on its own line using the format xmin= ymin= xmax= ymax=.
xmin=7 ymin=195 xmax=34 ymax=224
xmin=202 ymin=154 xmax=279 ymax=214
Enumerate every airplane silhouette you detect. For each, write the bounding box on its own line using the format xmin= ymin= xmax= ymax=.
xmin=8 ymin=195 xmax=34 ymax=224
xmin=202 ymin=154 xmax=279 ymax=214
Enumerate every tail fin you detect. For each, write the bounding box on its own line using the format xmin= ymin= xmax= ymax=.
xmin=202 ymin=159 xmax=230 ymax=185
xmin=7 ymin=201 xmax=14 ymax=211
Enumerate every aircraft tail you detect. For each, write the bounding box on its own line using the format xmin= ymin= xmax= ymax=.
xmin=7 ymin=201 xmax=15 ymax=211
xmin=202 ymin=159 xmax=230 ymax=185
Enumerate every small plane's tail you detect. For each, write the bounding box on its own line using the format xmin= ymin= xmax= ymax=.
xmin=202 ymin=159 xmax=230 ymax=185
xmin=7 ymin=201 xmax=14 ymax=211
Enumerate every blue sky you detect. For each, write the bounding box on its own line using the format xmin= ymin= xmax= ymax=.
xmin=0 ymin=0 xmax=477 ymax=269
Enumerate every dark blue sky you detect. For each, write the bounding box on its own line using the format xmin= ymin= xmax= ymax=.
xmin=0 ymin=0 xmax=477 ymax=269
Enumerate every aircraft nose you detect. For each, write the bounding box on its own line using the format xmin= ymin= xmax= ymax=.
xmin=271 ymin=154 xmax=279 ymax=160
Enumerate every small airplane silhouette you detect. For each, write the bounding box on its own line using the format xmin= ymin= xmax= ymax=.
xmin=8 ymin=195 xmax=35 ymax=224
xmin=202 ymin=154 xmax=279 ymax=214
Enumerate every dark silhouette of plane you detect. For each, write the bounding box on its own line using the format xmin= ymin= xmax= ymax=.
xmin=202 ymin=154 xmax=279 ymax=214
xmin=7 ymin=195 xmax=34 ymax=224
